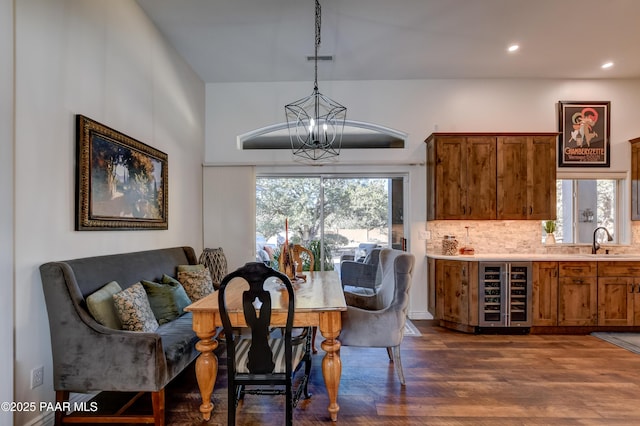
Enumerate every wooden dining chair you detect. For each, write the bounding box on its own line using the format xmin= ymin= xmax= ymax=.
xmin=279 ymin=244 xmax=315 ymax=274
xmin=218 ymin=262 xmax=312 ymax=426
xmin=278 ymin=244 xmax=319 ymax=352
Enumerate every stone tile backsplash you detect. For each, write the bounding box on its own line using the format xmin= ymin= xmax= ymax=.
xmin=425 ymin=220 xmax=640 ymax=255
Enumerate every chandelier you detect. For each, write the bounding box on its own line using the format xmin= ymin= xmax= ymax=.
xmin=285 ymin=0 xmax=347 ymax=161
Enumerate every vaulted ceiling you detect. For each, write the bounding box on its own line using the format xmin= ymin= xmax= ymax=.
xmin=137 ymin=0 xmax=640 ymax=84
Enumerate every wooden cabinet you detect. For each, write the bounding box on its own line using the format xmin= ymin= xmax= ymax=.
xmin=436 ymin=259 xmax=469 ymax=324
xmin=558 ymin=262 xmax=597 ymax=326
xmin=532 ymin=262 xmax=558 ymax=326
xmin=427 ymin=257 xmax=436 ymax=317
xmin=435 ymin=259 xmax=478 ymax=326
xmin=597 ymin=262 xmax=640 ymax=326
xmin=426 ymin=132 xmax=557 ymax=221
xmin=426 ymin=135 xmax=496 ymax=220
xmin=630 ymin=137 xmax=640 ymax=220
xmin=432 ymin=258 xmax=640 ymax=332
xmin=497 ymin=135 xmax=557 ymax=220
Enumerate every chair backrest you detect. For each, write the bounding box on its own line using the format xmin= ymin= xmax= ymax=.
xmin=278 ymin=244 xmax=314 ymax=274
xmin=356 ymin=242 xmax=379 ymax=261
xmin=292 ymin=245 xmax=314 ymax=273
xmin=218 ymin=262 xmax=295 ymax=375
xmin=377 ymin=248 xmax=415 ymax=312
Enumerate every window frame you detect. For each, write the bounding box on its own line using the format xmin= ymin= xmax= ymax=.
xmin=554 ymin=171 xmax=628 ymax=245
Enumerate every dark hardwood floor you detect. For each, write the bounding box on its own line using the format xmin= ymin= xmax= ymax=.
xmin=92 ymin=321 xmax=640 ymax=425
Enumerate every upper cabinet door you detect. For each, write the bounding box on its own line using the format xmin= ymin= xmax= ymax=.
xmin=630 ymin=138 xmax=640 ymax=220
xmin=434 ymin=136 xmax=467 ymax=219
xmin=528 ymin=136 xmax=557 ymax=219
xmin=466 ymin=137 xmax=497 ymax=219
xmin=497 ymin=136 xmax=528 ymax=219
xmin=497 ymin=135 xmax=557 ymax=220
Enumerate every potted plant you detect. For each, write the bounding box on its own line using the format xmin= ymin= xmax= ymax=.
xmin=544 ymin=220 xmax=556 ymax=245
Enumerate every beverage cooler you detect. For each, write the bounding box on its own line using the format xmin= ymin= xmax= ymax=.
xmin=479 ymin=262 xmax=532 ymax=328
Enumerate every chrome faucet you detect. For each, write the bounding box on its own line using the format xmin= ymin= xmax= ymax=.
xmin=592 ymin=226 xmax=613 ymax=254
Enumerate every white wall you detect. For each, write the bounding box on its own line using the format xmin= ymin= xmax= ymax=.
xmin=14 ymin=1 xmax=205 ymax=424
xmin=202 ymin=166 xmax=256 ymax=271
xmin=205 ymin=79 xmax=640 ymax=319
xmin=0 ymin=0 xmax=14 ymax=424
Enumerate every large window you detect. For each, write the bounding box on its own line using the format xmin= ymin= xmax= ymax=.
xmin=554 ymin=178 xmax=620 ymax=244
xmin=255 ymin=175 xmax=406 ymax=271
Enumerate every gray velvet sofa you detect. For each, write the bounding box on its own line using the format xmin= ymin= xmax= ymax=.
xmin=39 ymin=246 xmax=201 ymax=426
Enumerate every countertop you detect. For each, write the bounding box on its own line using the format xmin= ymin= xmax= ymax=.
xmin=426 ymin=253 xmax=640 ymax=261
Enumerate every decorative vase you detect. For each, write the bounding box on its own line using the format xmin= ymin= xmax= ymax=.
xmin=198 ymin=247 xmax=228 ymax=289
xmin=545 ymin=233 xmax=556 ymax=245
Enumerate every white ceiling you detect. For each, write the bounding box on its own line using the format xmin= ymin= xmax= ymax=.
xmin=136 ymin=0 xmax=640 ymax=84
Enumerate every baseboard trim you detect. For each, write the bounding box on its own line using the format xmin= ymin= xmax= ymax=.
xmin=409 ymin=310 xmax=433 ymax=320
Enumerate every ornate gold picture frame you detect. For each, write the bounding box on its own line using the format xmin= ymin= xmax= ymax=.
xmin=76 ymin=115 xmax=168 ymax=230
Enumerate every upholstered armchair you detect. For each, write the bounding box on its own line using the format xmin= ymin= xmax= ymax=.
xmin=339 ymin=248 xmax=415 ymax=385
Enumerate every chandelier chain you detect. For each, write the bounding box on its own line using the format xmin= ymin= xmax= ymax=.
xmin=284 ymin=0 xmax=346 ymax=161
xmin=314 ymin=0 xmax=321 ymax=90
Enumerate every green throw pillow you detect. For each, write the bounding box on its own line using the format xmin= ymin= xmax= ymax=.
xmin=86 ymin=281 xmax=123 ymax=329
xmin=142 ymin=279 xmax=192 ymax=325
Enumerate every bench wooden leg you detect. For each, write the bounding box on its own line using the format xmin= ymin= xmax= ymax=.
xmin=152 ymin=390 xmax=165 ymax=426
xmin=55 ymin=391 xmax=69 ymax=426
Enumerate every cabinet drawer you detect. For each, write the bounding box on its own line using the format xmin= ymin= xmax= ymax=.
xmin=559 ymin=262 xmax=597 ymax=277
xmin=597 ymin=261 xmax=640 ymax=277
xmin=559 ymin=276 xmax=597 ymax=286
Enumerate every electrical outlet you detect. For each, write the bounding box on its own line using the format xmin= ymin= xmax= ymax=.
xmin=31 ymin=366 xmax=44 ymax=389
xmin=419 ymin=230 xmax=431 ymax=240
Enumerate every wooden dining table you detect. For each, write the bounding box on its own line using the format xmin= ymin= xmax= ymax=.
xmin=185 ymin=270 xmax=347 ymax=422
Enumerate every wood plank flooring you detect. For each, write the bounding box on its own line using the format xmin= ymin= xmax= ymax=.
xmin=95 ymin=321 xmax=640 ymax=425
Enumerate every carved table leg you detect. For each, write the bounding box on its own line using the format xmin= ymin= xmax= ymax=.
xmin=193 ymin=313 xmax=218 ymax=421
xmin=319 ymin=311 xmax=342 ymax=422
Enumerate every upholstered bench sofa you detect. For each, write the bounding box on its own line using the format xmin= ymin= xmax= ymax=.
xmin=39 ymin=246 xmax=204 ymax=426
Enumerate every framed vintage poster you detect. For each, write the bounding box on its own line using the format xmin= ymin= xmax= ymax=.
xmin=558 ymin=101 xmax=610 ymax=167
xmin=75 ymin=115 xmax=168 ymax=230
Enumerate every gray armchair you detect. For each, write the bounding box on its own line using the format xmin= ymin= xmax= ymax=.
xmin=340 ymin=247 xmax=381 ymax=289
xmin=340 ymin=248 xmax=382 ymax=310
xmin=339 ymin=248 xmax=415 ymax=385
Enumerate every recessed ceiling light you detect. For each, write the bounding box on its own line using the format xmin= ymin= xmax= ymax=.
xmin=601 ymin=61 xmax=614 ymax=69
xmin=507 ymin=44 xmax=519 ymax=53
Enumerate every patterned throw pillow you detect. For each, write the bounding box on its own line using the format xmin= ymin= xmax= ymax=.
xmin=112 ymin=283 xmax=159 ymax=332
xmin=177 ymin=268 xmax=214 ymax=302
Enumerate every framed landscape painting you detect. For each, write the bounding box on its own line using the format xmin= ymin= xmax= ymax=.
xmin=76 ymin=115 xmax=168 ymax=230
xmin=558 ymin=101 xmax=610 ymax=167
